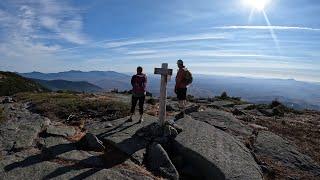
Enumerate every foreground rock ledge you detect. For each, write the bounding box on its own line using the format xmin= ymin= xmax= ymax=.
xmin=174 ymin=116 xmax=263 ymax=180
xmin=0 ymin=150 xmax=155 ymax=180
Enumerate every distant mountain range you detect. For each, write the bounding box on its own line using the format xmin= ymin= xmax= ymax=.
xmin=33 ymin=79 xmax=103 ymax=93
xmin=21 ymin=70 xmax=130 ymax=90
xmin=21 ymin=70 xmax=320 ymax=110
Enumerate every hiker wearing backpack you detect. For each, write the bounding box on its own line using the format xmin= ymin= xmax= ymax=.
xmin=175 ymin=59 xmax=193 ymax=119
xmin=128 ymin=66 xmax=147 ymax=123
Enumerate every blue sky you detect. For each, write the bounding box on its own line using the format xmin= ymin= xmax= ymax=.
xmin=0 ymin=0 xmax=320 ymax=82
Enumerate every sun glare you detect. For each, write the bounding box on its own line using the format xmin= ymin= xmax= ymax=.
xmin=243 ymin=0 xmax=270 ymax=11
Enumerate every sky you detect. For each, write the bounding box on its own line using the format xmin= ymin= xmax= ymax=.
xmin=0 ymin=0 xmax=320 ymax=82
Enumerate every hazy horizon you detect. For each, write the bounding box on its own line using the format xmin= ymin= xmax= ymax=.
xmin=16 ymin=69 xmax=320 ymax=84
xmin=1 ymin=0 xmax=320 ymax=82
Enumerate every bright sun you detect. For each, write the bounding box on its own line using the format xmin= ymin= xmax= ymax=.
xmin=243 ymin=0 xmax=271 ymax=11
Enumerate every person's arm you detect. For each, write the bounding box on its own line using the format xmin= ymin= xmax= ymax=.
xmin=144 ymin=75 xmax=147 ymax=88
xmin=131 ymin=75 xmax=135 ymax=87
xmin=175 ymin=72 xmax=178 ymax=93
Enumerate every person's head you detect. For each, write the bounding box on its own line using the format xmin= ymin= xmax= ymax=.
xmin=177 ymin=59 xmax=184 ymax=68
xmin=137 ymin=66 xmax=143 ymax=74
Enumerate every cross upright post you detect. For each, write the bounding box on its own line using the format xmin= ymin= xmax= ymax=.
xmin=154 ymin=63 xmax=173 ymax=126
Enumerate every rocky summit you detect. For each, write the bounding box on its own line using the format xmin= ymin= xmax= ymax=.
xmin=0 ymin=92 xmax=320 ymax=180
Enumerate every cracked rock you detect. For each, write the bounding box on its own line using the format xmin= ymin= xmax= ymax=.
xmin=147 ymin=142 xmax=179 ymax=180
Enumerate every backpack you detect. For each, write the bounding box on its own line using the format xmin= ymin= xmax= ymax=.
xmin=132 ymin=74 xmax=147 ymax=93
xmin=184 ymin=69 xmax=193 ymax=85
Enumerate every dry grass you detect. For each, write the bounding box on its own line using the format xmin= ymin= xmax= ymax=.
xmin=14 ymin=92 xmax=130 ymax=121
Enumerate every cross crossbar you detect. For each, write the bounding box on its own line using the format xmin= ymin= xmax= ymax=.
xmin=154 ymin=68 xmax=173 ymax=76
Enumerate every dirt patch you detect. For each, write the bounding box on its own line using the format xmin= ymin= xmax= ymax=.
xmin=258 ymin=156 xmax=318 ymax=180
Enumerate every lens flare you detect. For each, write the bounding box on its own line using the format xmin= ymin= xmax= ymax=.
xmin=243 ymin=0 xmax=270 ymax=11
xmin=242 ymin=0 xmax=279 ymax=52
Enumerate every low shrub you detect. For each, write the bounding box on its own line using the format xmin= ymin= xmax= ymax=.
xmin=215 ymin=91 xmax=246 ymax=105
xmin=146 ymin=97 xmax=157 ymax=105
xmin=220 ymin=91 xmax=228 ymax=99
xmin=270 ymin=99 xmax=282 ymax=108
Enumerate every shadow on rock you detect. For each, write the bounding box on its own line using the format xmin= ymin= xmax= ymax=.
xmin=4 ymin=143 xmax=77 ymax=172
xmin=4 ymin=141 xmax=130 ymax=179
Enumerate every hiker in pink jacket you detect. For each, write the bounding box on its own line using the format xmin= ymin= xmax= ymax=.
xmin=128 ymin=66 xmax=147 ymax=123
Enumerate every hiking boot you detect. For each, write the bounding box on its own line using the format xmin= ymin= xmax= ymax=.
xmin=138 ymin=117 xmax=144 ymax=123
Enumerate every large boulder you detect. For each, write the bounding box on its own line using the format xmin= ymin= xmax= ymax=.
xmin=190 ymin=109 xmax=252 ymax=139
xmin=254 ymin=131 xmax=320 ymax=175
xmin=147 ymin=143 xmax=179 ymax=180
xmin=173 ymin=116 xmax=263 ymax=180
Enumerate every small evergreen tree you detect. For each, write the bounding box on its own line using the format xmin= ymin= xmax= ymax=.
xmin=221 ymin=91 xmax=228 ymax=99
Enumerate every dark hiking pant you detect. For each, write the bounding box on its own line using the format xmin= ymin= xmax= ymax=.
xmin=131 ymin=95 xmax=145 ymax=115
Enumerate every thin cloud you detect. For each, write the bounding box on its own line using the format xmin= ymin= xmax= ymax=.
xmin=126 ymin=50 xmax=158 ymax=55
xmin=214 ymin=25 xmax=320 ymax=31
xmin=121 ymin=50 xmax=293 ymax=60
xmin=103 ymin=33 xmax=227 ymax=48
xmin=0 ymin=0 xmax=88 ymax=45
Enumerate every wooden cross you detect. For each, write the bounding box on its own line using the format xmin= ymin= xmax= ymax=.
xmin=154 ymin=63 xmax=173 ymax=126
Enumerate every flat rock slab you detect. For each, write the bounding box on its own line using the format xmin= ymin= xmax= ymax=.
xmin=86 ymin=114 xmax=158 ymax=164
xmin=0 ymin=103 xmax=48 ymax=152
xmin=41 ymin=136 xmax=104 ymax=166
xmin=254 ymin=131 xmax=320 ymax=175
xmin=209 ymin=100 xmax=235 ymax=108
xmin=46 ymin=125 xmax=76 ymax=137
xmin=0 ymin=150 xmax=155 ymax=180
xmin=174 ymin=116 xmax=263 ymax=180
xmin=190 ymin=109 xmax=252 ymax=139
xmin=234 ymin=104 xmax=254 ymax=110
xmin=42 ymin=136 xmax=72 ymax=149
